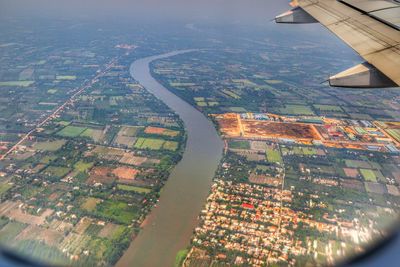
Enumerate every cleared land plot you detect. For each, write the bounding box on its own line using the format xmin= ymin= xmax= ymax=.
xmin=343 ymin=168 xmax=359 ymax=178
xmin=74 ymin=217 xmax=93 ymax=234
xmin=113 ymin=135 xmax=137 ymax=147
xmin=249 ymin=173 xmax=281 ymax=187
xmin=89 ymin=146 xmax=124 ymax=161
xmin=119 ymin=153 xmax=149 ymax=166
xmin=242 ymin=120 xmax=320 ymax=140
xmin=80 ymin=128 xmax=105 ymax=142
xmin=81 ymin=197 xmax=102 ymax=212
xmin=387 ymin=185 xmax=400 ymax=196
xmin=250 ymin=141 xmax=268 ymax=151
xmin=215 ymin=114 xmax=240 ymax=137
xmin=118 ymin=126 xmax=142 ymax=137
xmin=112 ymin=166 xmax=139 ymax=180
xmin=57 ymin=126 xmax=87 ymax=137
xmin=87 ymin=167 xmax=115 ymax=185
xmin=33 ymin=140 xmax=66 ymax=151
xmin=0 ymin=202 xmax=53 ymax=225
xmin=144 ymin=126 xmax=179 ymax=137
xmin=16 ymin=225 xmax=63 ymax=246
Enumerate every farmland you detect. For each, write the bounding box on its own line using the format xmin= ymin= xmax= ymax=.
xmin=0 ymin=22 xmax=186 ymax=266
xmin=0 ymin=81 xmax=34 ymax=87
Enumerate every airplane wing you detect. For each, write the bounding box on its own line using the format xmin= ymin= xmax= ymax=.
xmin=275 ymin=0 xmax=400 ymax=88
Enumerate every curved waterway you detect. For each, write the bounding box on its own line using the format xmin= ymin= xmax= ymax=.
xmin=117 ymin=51 xmax=224 ymax=267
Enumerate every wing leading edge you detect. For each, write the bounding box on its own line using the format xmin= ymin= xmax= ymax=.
xmin=276 ymin=0 xmax=400 ymax=88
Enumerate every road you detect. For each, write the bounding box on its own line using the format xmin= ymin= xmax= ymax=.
xmin=0 ymin=58 xmax=118 ymax=160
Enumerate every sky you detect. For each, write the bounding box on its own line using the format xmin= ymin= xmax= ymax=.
xmin=0 ymin=0 xmax=289 ymax=24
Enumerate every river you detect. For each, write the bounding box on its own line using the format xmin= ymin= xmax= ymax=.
xmin=116 ymin=51 xmax=224 ymax=267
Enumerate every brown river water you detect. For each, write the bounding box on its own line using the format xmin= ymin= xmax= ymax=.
xmin=116 ymin=51 xmax=224 ymax=267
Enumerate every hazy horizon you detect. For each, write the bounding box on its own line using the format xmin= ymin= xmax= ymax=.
xmin=0 ymin=0 xmax=289 ymax=24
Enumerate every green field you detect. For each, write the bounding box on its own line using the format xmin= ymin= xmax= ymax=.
xmin=134 ymin=138 xmax=165 ymax=150
xmin=279 ymin=105 xmax=315 ymax=116
xmin=266 ymin=149 xmax=283 ymax=163
xmin=74 ymin=161 xmax=94 ymax=172
xmin=208 ymin=101 xmax=219 ymax=106
xmin=117 ymin=184 xmax=151 ymax=193
xmin=313 ymin=104 xmax=343 ymax=112
xmin=43 ymin=166 xmax=71 ymax=178
xmin=345 ymin=160 xmax=371 ymax=169
xmin=96 ymin=200 xmax=139 ymax=224
xmin=0 ymin=183 xmax=12 ymax=197
xmin=163 ymin=141 xmax=179 ymax=151
xmin=80 ymin=128 xmax=94 ymax=138
xmin=56 ymin=75 xmax=77 ymax=80
xmin=0 ymin=81 xmax=34 ymax=87
xmin=57 ymin=126 xmax=87 ymax=137
xmin=174 ymin=249 xmax=189 ymax=267
xmin=196 ymin=101 xmax=207 ymax=107
xmin=229 ymin=107 xmax=246 ymax=112
xmin=33 ymin=140 xmax=66 ymax=151
xmin=360 ymin=169 xmax=377 ymax=182
xmin=229 ymin=140 xmax=250 ymax=149
xmin=0 ymin=221 xmax=27 ymax=243
xmin=293 ymin=146 xmax=317 ymax=156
